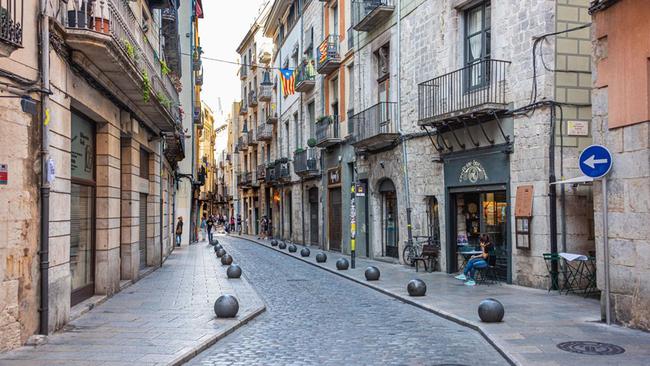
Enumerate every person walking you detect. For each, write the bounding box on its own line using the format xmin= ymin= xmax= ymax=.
xmin=206 ymin=215 xmax=214 ymax=243
xmin=200 ymin=214 xmax=207 ymax=241
xmin=237 ymin=214 xmax=242 ymax=235
xmin=229 ymin=216 xmax=235 ymax=234
xmin=260 ymin=216 xmax=269 ymax=240
xmin=175 ymin=216 xmax=183 ymax=247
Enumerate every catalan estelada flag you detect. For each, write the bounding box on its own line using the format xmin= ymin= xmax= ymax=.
xmin=279 ymin=68 xmax=296 ymax=97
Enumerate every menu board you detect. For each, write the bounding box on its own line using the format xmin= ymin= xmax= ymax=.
xmin=71 ymin=113 xmax=94 ymax=181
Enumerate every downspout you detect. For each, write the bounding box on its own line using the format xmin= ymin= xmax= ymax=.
xmin=300 ymin=0 xmax=306 ymax=246
xmin=159 ymin=138 xmax=164 ymax=266
xmin=549 ymin=105 xmax=559 ymax=288
xmin=190 ymin=1 xmax=196 ymax=243
xmin=395 ymin=0 xmax=414 ymax=252
xmin=39 ymin=0 xmax=50 ymax=335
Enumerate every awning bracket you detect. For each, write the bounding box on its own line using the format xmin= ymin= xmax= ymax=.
xmin=461 ymin=118 xmax=480 ymax=147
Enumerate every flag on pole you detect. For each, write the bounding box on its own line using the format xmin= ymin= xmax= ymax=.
xmin=279 ymin=68 xmax=296 ymax=97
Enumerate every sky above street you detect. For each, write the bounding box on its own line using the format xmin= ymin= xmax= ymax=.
xmin=198 ymin=0 xmax=269 ymax=123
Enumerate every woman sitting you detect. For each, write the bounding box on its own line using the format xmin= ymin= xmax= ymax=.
xmin=455 ymin=235 xmax=491 ymax=286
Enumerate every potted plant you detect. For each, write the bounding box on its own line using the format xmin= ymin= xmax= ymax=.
xmin=294 ymin=147 xmax=305 ymax=155
xmin=93 ymin=16 xmax=110 ymax=33
xmin=307 ymin=138 xmax=317 ymax=148
xmin=316 ymin=115 xmax=331 ymax=124
xmin=141 ymin=70 xmax=151 ymax=103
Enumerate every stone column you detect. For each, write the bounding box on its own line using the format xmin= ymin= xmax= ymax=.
xmin=120 ymin=137 xmax=139 ymax=281
xmin=147 ymin=147 xmax=161 ymax=266
xmin=95 ymin=121 xmax=121 ymax=295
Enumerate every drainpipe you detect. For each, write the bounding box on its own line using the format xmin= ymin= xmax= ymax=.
xmin=38 ymin=0 xmax=50 ymax=335
xmin=549 ymin=106 xmax=559 ymax=288
xmin=395 ymin=0 xmax=414 ymax=252
xmin=159 ymin=138 xmax=164 ymax=266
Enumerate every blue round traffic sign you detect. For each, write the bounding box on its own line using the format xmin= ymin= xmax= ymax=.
xmin=579 ymin=144 xmax=612 ymax=179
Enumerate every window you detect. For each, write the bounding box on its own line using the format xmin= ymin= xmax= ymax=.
xmin=347 ymin=64 xmax=355 ymax=134
xmin=376 ymin=44 xmax=390 ymax=81
xmin=308 ymin=102 xmax=315 ymax=138
xmin=140 ymin=148 xmax=149 ymax=179
xmin=464 ymin=1 xmax=491 ymax=89
xmin=332 ymin=3 xmax=339 ymax=37
xmin=305 ymin=27 xmax=314 ymax=58
xmin=291 ymin=44 xmax=299 ymax=68
xmin=330 ymin=76 xmax=339 ymax=116
xmin=294 ymin=112 xmax=300 ymax=149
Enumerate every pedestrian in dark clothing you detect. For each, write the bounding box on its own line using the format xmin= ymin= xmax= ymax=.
xmin=175 ymin=217 xmax=183 ymax=247
xmin=207 ymin=215 xmax=214 ymax=243
xmin=237 ymin=214 xmax=242 ymax=235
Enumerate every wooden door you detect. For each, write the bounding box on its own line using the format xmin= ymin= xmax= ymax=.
xmin=328 ymin=188 xmax=342 ymax=251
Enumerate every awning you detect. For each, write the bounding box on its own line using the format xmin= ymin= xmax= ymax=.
xmin=550 ymin=176 xmax=594 ymax=185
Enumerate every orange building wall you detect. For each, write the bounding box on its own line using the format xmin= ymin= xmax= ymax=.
xmin=594 ymin=1 xmax=650 ymax=128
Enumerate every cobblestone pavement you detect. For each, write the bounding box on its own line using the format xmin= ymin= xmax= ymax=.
xmin=189 ymin=235 xmax=506 ymax=366
xmin=0 ymin=241 xmax=265 ymax=366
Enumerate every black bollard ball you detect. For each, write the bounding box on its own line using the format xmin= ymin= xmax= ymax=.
xmin=288 ymin=244 xmax=297 ymax=253
xmin=336 ymin=258 xmax=349 ymax=270
xmin=278 ymin=242 xmax=287 ymax=250
xmin=407 ymin=279 xmax=427 ymax=296
xmin=226 ymin=264 xmax=242 ymax=279
xmin=478 ymin=298 xmax=505 ymax=323
xmin=365 ymin=266 xmax=381 ymax=281
xmin=214 ymin=295 xmax=239 ymax=318
xmin=315 ymin=252 xmax=327 ymax=263
xmin=213 ymin=244 xmax=223 ymax=252
xmin=300 ymin=248 xmax=311 ymax=257
xmin=221 ymin=254 xmax=233 ymax=265
xmin=216 ymin=248 xmax=226 ymax=257
xmin=271 ymin=239 xmax=278 ymax=246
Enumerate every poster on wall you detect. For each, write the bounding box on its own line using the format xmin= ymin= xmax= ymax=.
xmin=71 ymin=113 xmax=94 ymax=181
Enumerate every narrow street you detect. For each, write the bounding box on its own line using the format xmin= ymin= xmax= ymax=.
xmin=190 ymin=236 xmax=506 ymax=365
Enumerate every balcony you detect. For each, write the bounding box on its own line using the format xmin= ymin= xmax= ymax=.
xmin=352 ymin=0 xmax=395 ymax=32
xmin=265 ymin=162 xmax=277 ymax=184
xmin=257 ymin=124 xmax=273 ymax=141
xmin=247 ymin=129 xmax=257 ymax=146
xmin=274 ymin=160 xmax=290 ymax=182
xmin=239 ymin=64 xmax=247 ymax=80
xmin=0 ymin=0 xmax=23 ymax=56
xmin=418 ymin=59 xmax=510 ymax=130
xmin=266 ymin=109 xmax=278 ymax=125
xmin=295 ymin=59 xmax=316 ymax=92
xmin=238 ymin=135 xmax=248 ymax=151
xmin=316 ymin=35 xmax=340 ymax=75
xmin=238 ymin=172 xmax=251 ymax=187
xmin=162 ymin=130 xmax=185 ymax=166
xmin=293 ymin=148 xmax=319 ymax=177
xmin=248 ymin=89 xmax=258 ymax=107
xmin=54 ymin=0 xmax=180 ymax=132
xmin=239 ymin=102 xmax=248 ymax=115
xmin=257 ymin=164 xmax=266 ymax=182
xmin=259 ymin=84 xmax=273 ymax=102
xmin=351 ymin=102 xmax=400 ymax=152
xmin=315 ymin=115 xmax=343 ymax=148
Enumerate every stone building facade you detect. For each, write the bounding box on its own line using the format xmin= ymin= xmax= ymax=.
xmin=590 ymin=0 xmax=650 ymax=331
xmin=0 ymin=0 xmax=190 ymax=352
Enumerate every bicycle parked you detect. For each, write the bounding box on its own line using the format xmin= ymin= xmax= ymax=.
xmin=403 ymin=235 xmax=439 ymax=266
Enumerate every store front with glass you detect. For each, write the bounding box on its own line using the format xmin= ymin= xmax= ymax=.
xmin=70 ymin=112 xmax=96 ymax=305
xmin=444 ymin=145 xmax=512 ymax=282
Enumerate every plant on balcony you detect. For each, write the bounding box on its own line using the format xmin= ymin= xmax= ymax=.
xmin=141 ymin=70 xmax=152 ymax=103
xmin=169 ymin=72 xmax=183 ymax=92
xmin=122 ymin=39 xmax=137 ymax=61
xmin=294 ymin=147 xmax=305 ymax=154
xmin=160 ymin=59 xmax=171 ymax=76
xmin=316 ymin=116 xmax=332 ymax=124
xmin=156 ymin=91 xmax=172 ymax=109
xmin=307 ymin=138 xmax=317 ymax=148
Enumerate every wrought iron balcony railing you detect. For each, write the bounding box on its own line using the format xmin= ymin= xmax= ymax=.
xmin=418 ymin=59 xmax=510 ymax=127
xmin=274 ymin=160 xmax=290 ymax=181
xmin=257 ymin=124 xmax=273 ymax=141
xmin=350 ymin=102 xmax=400 ymax=152
xmin=248 ymin=89 xmax=258 ymax=107
xmin=238 ymin=135 xmax=248 ymax=151
xmin=352 ymin=0 xmax=395 ymax=32
xmin=0 ymin=0 xmax=23 ymax=52
xmin=315 ymin=115 xmax=343 ymax=148
xmin=347 ymin=27 xmax=355 ymax=50
xmin=293 ymin=148 xmax=319 ymax=177
xmin=295 ymin=59 xmax=317 ymax=92
xmin=257 ymin=164 xmax=266 ymax=181
xmin=265 ymin=162 xmax=277 ymax=184
xmin=239 ymin=64 xmax=247 ymax=80
xmin=266 ymin=109 xmax=278 ymax=125
xmin=247 ymin=128 xmax=257 ymax=145
xmin=317 ymin=34 xmax=340 ymax=74
xmin=239 ymin=101 xmax=248 ymax=115
xmin=259 ymin=84 xmax=273 ymax=102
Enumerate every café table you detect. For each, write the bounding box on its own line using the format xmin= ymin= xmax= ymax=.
xmin=559 ymin=252 xmax=596 ymax=297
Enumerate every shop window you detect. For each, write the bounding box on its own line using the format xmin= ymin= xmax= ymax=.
xmin=140 ymin=148 xmax=150 ymax=179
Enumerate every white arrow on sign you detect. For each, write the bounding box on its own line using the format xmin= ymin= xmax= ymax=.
xmin=584 ymin=155 xmax=609 ymax=169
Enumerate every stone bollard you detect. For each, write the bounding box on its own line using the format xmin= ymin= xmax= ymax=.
xmin=288 ymin=244 xmax=297 ymax=253
xmin=336 ymin=258 xmax=349 ymax=270
xmin=315 ymin=253 xmax=327 ymax=263
xmin=214 ymin=295 xmax=239 ymax=318
xmin=216 ymin=248 xmax=226 ymax=258
xmin=478 ymin=298 xmax=505 ymax=323
xmin=226 ymin=264 xmax=242 ymax=279
xmin=271 ymin=239 xmax=278 ymax=247
xmin=278 ymin=242 xmax=287 ymax=250
xmin=364 ymin=266 xmax=380 ymax=281
xmin=407 ymin=279 xmax=427 ymax=296
xmin=221 ymin=254 xmax=233 ymax=265
xmin=214 ymin=244 xmax=223 ymax=252
xmin=300 ymin=248 xmax=311 ymax=257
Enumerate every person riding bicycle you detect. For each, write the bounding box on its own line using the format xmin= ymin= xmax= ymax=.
xmin=455 ymin=234 xmax=491 ymax=286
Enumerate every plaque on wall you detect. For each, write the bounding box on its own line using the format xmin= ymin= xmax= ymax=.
xmin=515 ymin=185 xmax=534 ymax=217
xmin=328 ymin=167 xmax=341 ymax=186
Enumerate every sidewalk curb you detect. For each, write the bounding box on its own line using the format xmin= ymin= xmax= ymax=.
xmin=169 ymin=301 xmax=267 ymax=366
xmin=234 ymin=235 xmax=519 ymax=366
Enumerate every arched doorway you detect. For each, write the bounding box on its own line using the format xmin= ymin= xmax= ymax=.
xmin=308 ymin=187 xmax=319 ymax=245
xmin=379 ymin=179 xmax=398 ymax=258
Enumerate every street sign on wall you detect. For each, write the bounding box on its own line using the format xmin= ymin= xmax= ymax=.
xmin=579 ymin=144 xmax=612 ymax=179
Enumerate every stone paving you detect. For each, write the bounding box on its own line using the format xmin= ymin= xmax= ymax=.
xmin=0 ymin=241 xmax=265 ymax=366
xmin=238 ymin=234 xmax=650 ymax=366
xmin=190 ymin=235 xmax=507 ymax=366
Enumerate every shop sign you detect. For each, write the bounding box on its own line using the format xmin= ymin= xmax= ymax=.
xmin=459 ymin=160 xmax=489 ymax=184
xmin=567 ymin=120 xmax=589 ymax=136
xmin=0 ymin=164 xmax=7 ymax=185
xmin=355 ymin=183 xmax=366 ymax=197
xmin=328 ymin=167 xmax=341 ymax=186
xmin=71 ymin=114 xmax=94 ymax=181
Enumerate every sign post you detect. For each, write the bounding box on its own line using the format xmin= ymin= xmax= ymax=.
xmin=579 ymin=144 xmax=613 ymax=325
